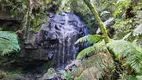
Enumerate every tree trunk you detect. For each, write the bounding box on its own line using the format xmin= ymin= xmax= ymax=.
xmin=83 ymin=1 xmax=120 ymax=79
xmin=83 ymin=0 xmax=110 ymax=43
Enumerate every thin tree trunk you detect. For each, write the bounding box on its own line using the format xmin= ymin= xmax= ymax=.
xmin=83 ymin=0 xmax=110 ymax=43
xmin=83 ymin=1 xmax=120 ymax=79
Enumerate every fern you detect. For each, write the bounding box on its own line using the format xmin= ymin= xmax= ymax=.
xmin=76 ymin=40 xmax=107 ymax=60
xmin=136 ymin=75 xmax=142 ymax=80
xmin=113 ymin=0 xmax=131 ymax=18
xmin=107 ymin=40 xmax=142 ymax=74
xmin=75 ymin=34 xmax=102 ymax=44
xmin=133 ymin=37 xmax=142 ymax=50
xmin=0 ymin=31 xmax=20 ymax=55
xmin=73 ymin=53 xmax=112 ymax=80
xmin=119 ymin=74 xmax=138 ymax=80
xmin=74 ymin=36 xmax=110 ymax=79
xmin=75 ymin=34 xmax=104 ymax=60
xmin=122 ymin=32 xmax=132 ymax=40
xmin=74 ymin=33 xmax=110 ymax=79
xmin=76 ymin=46 xmax=94 ymax=60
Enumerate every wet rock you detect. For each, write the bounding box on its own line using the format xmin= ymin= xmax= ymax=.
xmin=39 ymin=68 xmax=58 ymax=80
xmin=0 ymin=72 xmax=27 ymax=80
xmin=22 ymin=12 xmax=88 ymax=69
xmin=57 ymin=70 xmax=66 ymax=79
xmin=65 ymin=60 xmax=81 ymax=71
xmin=38 ymin=69 xmax=71 ymax=80
xmin=7 ymin=74 xmax=27 ymax=80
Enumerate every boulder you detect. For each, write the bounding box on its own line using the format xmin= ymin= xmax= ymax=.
xmin=22 ymin=12 xmax=88 ymax=69
xmin=39 ymin=68 xmax=58 ymax=80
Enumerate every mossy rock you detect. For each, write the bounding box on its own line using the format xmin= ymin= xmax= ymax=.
xmin=1 ymin=74 xmax=26 ymax=80
xmin=38 ymin=68 xmax=58 ymax=80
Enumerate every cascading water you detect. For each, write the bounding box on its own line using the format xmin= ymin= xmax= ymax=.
xmin=24 ymin=12 xmax=88 ymax=69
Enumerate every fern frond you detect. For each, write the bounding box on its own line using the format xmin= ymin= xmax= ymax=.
xmin=133 ymin=24 xmax=142 ymax=36
xmin=119 ymin=74 xmax=137 ymax=80
xmin=76 ymin=46 xmax=94 ymax=60
xmin=133 ymin=38 xmax=142 ymax=50
xmin=136 ymin=75 xmax=142 ymax=80
xmin=76 ymin=40 xmax=107 ymax=60
xmin=122 ymin=32 xmax=132 ymax=40
xmin=107 ymin=40 xmax=142 ymax=74
xmin=0 ymin=31 xmax=20 ymax=55
xmin=73 ymin=53 xmax=112 ymax=80
xmin=75 ymin=34 xmax=102 ymax=44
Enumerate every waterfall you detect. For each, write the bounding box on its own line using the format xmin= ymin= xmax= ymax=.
xmin=24 ymin=12 xmax=88 ymax=69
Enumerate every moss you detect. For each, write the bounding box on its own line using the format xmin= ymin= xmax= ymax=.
xmin=0 ymin=70 xmax=25 ymax=80
xmin=83 ymin=0 xmax=110 ymax=43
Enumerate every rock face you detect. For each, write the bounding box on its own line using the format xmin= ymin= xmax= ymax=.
xmin=24 ymin=12 xmax=88 ymax=69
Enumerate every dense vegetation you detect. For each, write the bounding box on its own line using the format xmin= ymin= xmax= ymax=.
xmin=0 ymin=0 xmax=142 ymax=80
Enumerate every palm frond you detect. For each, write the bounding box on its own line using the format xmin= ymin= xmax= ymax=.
xmin=75 ymin=34 xmax=102 ymax=44
xmin=107 ymin=40 xmax=142 ymax=74
xmin=0 ymin=31 xmax=20 ymax=55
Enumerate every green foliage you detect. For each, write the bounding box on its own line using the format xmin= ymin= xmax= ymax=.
xmin=0 ymin=0 xmax=28 ymax=19
xmin=0 ymin=28 xmax=3 ymax=31
xmin=119 ymin=74 xmax=142 ymax=80
xmin=113 ymin=1 xmax=142 ymax=40
xmin=70 ymin=0 xmax=117 ymax=33
xmin=73 ymin=54 xmax=112 ymax=80
xmin=76 ymin=46 xmax=94 ymax=60
xmin=122 ymin=32 xmax=132 ymax=40
xmin=74 ymin=0 xmax=142 ymax=80
xmin=0 ymin=0 xmax=52 ymax=32
xmin=75 ymin=38 xmax=142 ymax=79
xmin=75 ymin=34 xmax=107 ymax=60
xmin=107 ymin=40 xmax=142 ymax=74
xmin=113 ymin=0 xmax=131 ymax=18
xmin=119 ymin=74 xmax=138 ymax=80
xmin=65 ymin=70 xmax=72 ymax=80
xmin=133 ymin=24 xmax=142 ymax=36
xmin=77 ymin=40 xmax=108 ymax=60
xmin=70 ymin=0 xmax=95 ymax=32
xmin=136 ymin=75 xmax=142 ymax=80
xmin=113 ymin=18 xmax=134 ymax=40
xmin=92 ymin=0 xmax=116 ymax=14
xmin=74 ymin=34 xmax=110 ymax=79
xmin=0 ymin=31 xmax=20 ymax=55
xmin=75 ymin=34 xmax=102 ymax=44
